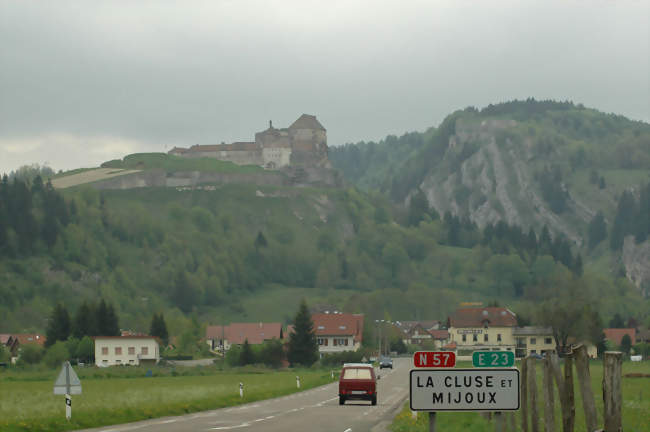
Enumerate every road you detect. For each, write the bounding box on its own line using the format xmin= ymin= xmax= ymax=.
xmin=80 ymin=357 xmax=410 ymax=432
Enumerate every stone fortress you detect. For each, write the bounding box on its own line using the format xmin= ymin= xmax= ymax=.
xmin=168 ymin=114 xmax=330 ymax=169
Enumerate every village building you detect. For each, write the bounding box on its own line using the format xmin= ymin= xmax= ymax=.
xmin=398 ymin=322 xmax=450 ymax=349
xmin=204 ymin=322 xmax=283 ymax=352
xmin=169 ymin=114 xmax=329 ymax=169
xmin=311 ymin=312 xmax=364 ymax=356
xmin=513 ymin=327 xmax=556 ymax=358
xmin=94 ymin=336 xmax=160 ymax=367
xmin=603 ymin=328 xmax=636 ymax=347
xmin=447 ymin=307 xmax=518 ymax=354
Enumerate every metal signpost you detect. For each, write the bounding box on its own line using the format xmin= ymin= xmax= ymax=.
xmin=53 ymin=361 xmax=82 ymax=420
xmin=472 ymin=351 xmax=514 ymax=368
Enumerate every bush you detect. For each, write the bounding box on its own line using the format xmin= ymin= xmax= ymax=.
xmin=19 ymin=344 xmax=44 ymax=365
xmin=43 ymin=341 xmax=70 ymax=368
xmin=75 ymin=336 xmax=95 ymax=363
xmin=319 ymin=350 xmax=365 ymax=367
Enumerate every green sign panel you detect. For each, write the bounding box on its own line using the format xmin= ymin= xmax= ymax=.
xmin=472 ymin=351 xmax=515 ymax=368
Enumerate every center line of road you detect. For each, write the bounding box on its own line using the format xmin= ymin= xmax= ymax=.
xmin=343 ymin=428 xmax=352 ymax=432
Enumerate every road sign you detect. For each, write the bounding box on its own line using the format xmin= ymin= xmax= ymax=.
xmin=413 ymin=351 xmax=456 ymax=368
xmin=472 ymin=351 xmax=515 ymax=368
xmin=410 ymin=368 xmax=519 ymax=411
xmin=53 ymin=361 xmax=82 ymax=395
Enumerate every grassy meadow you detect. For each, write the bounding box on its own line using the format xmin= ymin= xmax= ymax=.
xmin=392 ymin=359 xmax=650 ymax=432
xmin=0 ymin=365 xmax=333 ymax=432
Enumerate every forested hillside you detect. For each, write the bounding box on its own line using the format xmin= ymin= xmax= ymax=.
xmin=1 ymin=167 xmax=647 ymax=340
xmin=330 ymin=99 xmax=650 ymax=291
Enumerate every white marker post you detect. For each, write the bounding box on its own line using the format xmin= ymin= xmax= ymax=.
xmin=53 ymin=361 xmax=82 ymax=421
xmin=239 ymin=382 xmax=244 ymax=398
xmin=296 ymin=375 xmax=300 ymax=388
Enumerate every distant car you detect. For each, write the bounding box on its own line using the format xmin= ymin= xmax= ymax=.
xmin=379 ymin=356 xmax=393 ymax=369
xmin=338 ymin=363 xmax=377 ymax=406
xmin=530 ymin=353 xmax=544 ymax=359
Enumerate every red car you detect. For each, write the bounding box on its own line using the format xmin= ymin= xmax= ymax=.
xmin=338 ymin=363 xmax=377 ymax=405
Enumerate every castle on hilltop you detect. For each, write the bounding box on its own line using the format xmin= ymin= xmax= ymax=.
xmin=169 ymin=114 xmax=330 ymax=169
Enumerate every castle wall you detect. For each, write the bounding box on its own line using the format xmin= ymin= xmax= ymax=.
xmin=183 ymin=150 xmax=264 ymax=166
xmin=262 ymin=147 xmax=292 ymax=168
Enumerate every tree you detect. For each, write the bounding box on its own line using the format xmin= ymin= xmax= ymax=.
xmin=75 ymin=336 xmax=95 ymax=363
xmin=43 ymin=341 xmax=70 ymax=368
xmin=0 ymin=344 xmax=9 ymax=363
xmin=106 ymin=303 xmax=120 ymax=336
xmin=239 ymin=339 xmax=255 ymax=366
xmin=20 ymin=344 xmax=44 ymax=364
xmin=259 ymin=339 xmax=285 ymax=368
xmin=150 ymin=313 xmax=169 ymax=347
xmin=45 ymin=303 xmax=71 ymax=348
xmin=609 ymin=313 xmax=625 ymax=328
xmin=408 ymin=188 xmax=430 ymax=227
xmin=287 ymin=299 xmax=318 ymax=367
xmin=620 ymin=334 xmax=632 ymax=354
xmin=72 ymin=301 xmax=95 ymax=338
xmin=587 ymin=211 xmax=607 ymax=249
xmin=254 ymin=231 xmax=268 ymax=252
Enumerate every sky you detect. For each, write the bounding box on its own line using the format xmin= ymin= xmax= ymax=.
xmin=1 ymin=0 xmax=648 ymax=175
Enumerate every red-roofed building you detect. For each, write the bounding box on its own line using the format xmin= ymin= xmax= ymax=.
xmin=447 ymin=307 xmax=518 ymax=354
xmin=603 ymin=328 xmax=636 ymax=347
xmin=13 ymin=333 xmax=46 ymax=347
xmin=311 ymin=313 xmax=364 ymax=355
xmin=205 ymin=323 xmax=283 ymax=352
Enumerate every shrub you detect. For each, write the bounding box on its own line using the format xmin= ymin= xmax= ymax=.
xmin=43 ymin=341 xmax=70 ymax=368
xmin=20 ymin=344 xmax=44 ymax=365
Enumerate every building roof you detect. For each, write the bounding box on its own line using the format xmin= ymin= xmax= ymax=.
xmin=205 ymin=323 xmax=283 ymax=345
xmin=0 ymin=334 xmax=12 ymax=344
xmin=429 ymin=329 xmax=450 ymax=340
xmin=186 ymin=142 xmax=260 ymax=153
xmin=398 ymin=321 xmax=441 ymax=332
xmin=93 ymin=336 xmax=159 ymax=340
xmin=448 ymin=307 xmax=517 ymax=328
xmin=168 ymin=146 xmax=188 ymax=154
xmin=13 ymin=334 xmax=45 ymax=346
xmin=513 ymin=326 xmax=553 ymax=336
xmin=603 ymin=328 xmax=636 ymax=347
xmin=312 ymin=313 xmax=364 ymax=343
xmin=289 ymin=114 xmax=326 ymax=131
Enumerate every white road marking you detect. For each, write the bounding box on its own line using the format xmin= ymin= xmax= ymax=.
xmin=210 ymin=423 xmax=251 ymax=430
xmin=344 ymin=429 xmax=352 ymax=432
xmin=159 ymin=419 xmax=177 ymax=424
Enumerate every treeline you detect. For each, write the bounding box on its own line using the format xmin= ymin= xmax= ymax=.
xmin=609 ymin=183 xmax=650 ymax=249
xmin=46 ymin=299 xmax=120 ymax=347
xmin=0 ymin=175 xmax=74 ymax=255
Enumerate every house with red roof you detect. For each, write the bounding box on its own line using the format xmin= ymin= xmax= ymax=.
xmin=603 ymin=328 xmax=636 ymax=348
xmin=205 ymin=322 xmax=283 ymax=352
xmin=311 ymin=312 xmax=364 ymax=356
xmin=447 ymin=307 xmax=518 ymax=354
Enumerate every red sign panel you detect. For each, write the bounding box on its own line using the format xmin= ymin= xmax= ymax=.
xmin=413 ymin=351 xmax=456 ymax=368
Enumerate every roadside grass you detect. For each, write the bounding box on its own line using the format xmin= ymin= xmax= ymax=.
xmin=391 ymin=360 xmax=650 ymax=432
xmin=0 ymin=366 xmax=333 ymax=432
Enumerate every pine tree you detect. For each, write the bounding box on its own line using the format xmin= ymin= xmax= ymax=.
xmin=610 ymin=191 xmax=637 ymax=250
xmin=72 ymin=301 xmax=96 ymax=338
xmin=239 ymin=339 xmax=255 ymax=366
xmin=254 ymin=231 xmax=268 ymax=252
xmin=45 ymin=303 xmax=71 ymax=347
xmin=96 ymin=299 xmax=110 ymax=336
xmin=609 ymin=313 xmax=625 ymax=328
xmin=588 ymin=211 xmax=607 ymax=249
xmin=620 ymin=334 xmax=632 ymax=354
xmin=106 ymin=303 xmax=120 ymax=336
xmin=287 ymin=299 xmax=318 ymax=367
xmin=150 ymin=313 xmax=169 ymax=347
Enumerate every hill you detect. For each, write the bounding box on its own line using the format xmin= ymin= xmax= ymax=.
xmin=330 ymin=99 xmax=650 ymax=290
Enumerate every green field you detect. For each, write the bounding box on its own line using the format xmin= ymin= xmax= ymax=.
xmin=0 ymin=366 xmax=333 ymax=432
xmin=101 ymin=153 xmax=267 ymax=174
xmin=391 ymin=360 xmax=650 ymax=432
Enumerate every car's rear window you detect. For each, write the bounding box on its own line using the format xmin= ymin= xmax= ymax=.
xmin=342 ymin=368 xmax=372 ymax=380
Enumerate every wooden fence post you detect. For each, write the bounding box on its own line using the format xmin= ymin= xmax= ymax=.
xmin=602 ymin=352 xmax=623 ymax=432
xmin=528 ymin=357 xmax=540 ymax=432
xmin=521 ymin=357 xmax=529 ymax=432
xmin=494 ymin=411 xmax=504 ymax=432
xmin=563 ymin=354 xmax=575 ymax=432
xmin=574 ymin=344 xmax=598 ymax=432
xmin=543 ymin=355 xmax=556 ymax=432
xmin=509 ymin=411 xmax=517 ymax=432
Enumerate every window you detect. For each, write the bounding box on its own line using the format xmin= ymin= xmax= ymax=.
xmin=545 ymin=338 xmax=552 ymax=345
xmin=497 ymin=334 xmax=502 ymax=342
xmin=345 ymin=339 xmax=349 ymax=346
xmin=342 ymin=368 xmax=372 ymax=380
xmin=462 ymin=334 xmax=467 ymax=342
xmin=484 ymin=334 xmax=489 ymax=342
xmin=141 ymin=347 xmax=148 ymax=355
xmin=531 ymin=350 xmax=537 ymax=354
xmin=473 ymin=334 xmax=478 ymax=342
xmin=116 ymin=359 xmax=121 ymax=364
xmin=530 ymin=338 xmax=537 ymax=345
xmin=115 ymin=347 xmax=122 ymax=355
xmin=102 ymin=359 xmax=108 ymax=364
xmin=128 ymin=347 xmax=135 ymax=355
xmin=101 ymin=347 xmax=108 ymax=355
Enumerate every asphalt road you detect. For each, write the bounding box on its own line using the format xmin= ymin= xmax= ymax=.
xmin=79 ymin=357 xmax=410 ymax=432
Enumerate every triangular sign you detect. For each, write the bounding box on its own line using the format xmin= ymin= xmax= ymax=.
xmin=53 ymin=361 xmax=82 ymax=395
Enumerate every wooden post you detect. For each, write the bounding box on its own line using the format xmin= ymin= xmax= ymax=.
xmin=429 ymin=411 xmax=436 ymax=432
xmin=509 ymin=411 xmax=517 ymax=432
xmin=563 ymin=354 xmax=575 ymax=432
xmin=528 ymin=356 xmax=540 ymax=432
xmin=521 ymin=357 xmax=529 ymax=432
xmin=543 ymin=355 xmax=556 ymax=432
xmin=574 ymin=344 xmax=598 ymax=432
xmin=494 ymin=412 xmax=505 ymax=432
xmin=602 ymin=352 xmax=623 ymax=432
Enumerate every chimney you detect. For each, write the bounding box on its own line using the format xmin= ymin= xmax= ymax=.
xmin=269 ymin=120 xmax=273 ymax=129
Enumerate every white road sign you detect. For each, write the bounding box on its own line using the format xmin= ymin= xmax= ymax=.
xmin=53 ymin=361 xmax=82 ymax=395
xmin=410 ymin=368 xmax=519 ymax=411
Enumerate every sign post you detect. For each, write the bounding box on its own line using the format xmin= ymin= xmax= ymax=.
xmin=53 ymin=361 xmax=82 ymax=420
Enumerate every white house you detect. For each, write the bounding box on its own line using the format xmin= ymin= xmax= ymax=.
xmin=94 ymin=336 xmax=160 ymax=367
xmin=311 ymin=313 xmax=364 ymax=356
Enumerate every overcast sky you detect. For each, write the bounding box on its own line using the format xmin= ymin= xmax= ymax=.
xmin=1 ymin=0 xmax=648 ymax=175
